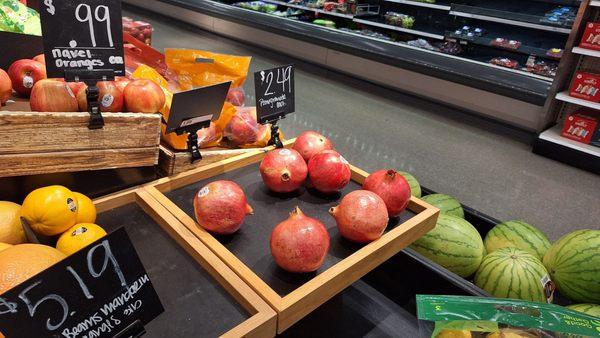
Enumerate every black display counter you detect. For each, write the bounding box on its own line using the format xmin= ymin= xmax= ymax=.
xmin=124 ymin=0 xmax=553 ymax=106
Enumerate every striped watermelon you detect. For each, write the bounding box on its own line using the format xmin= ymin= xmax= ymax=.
xmin=475 ymin=247 xmax=551 ymax=302
xmin=398 ymin=171 xmax=421 ymax=198
xmin=543 ymin=229 xmax=600 ymax=303
xmin=410 ymin=214 xmax=484 ymax=277
xmin=421 ymin=194 xmax=464 ymax=218
xmin=566 ymin=304 xmax=600 ymax=318
xmin=484 ymin=220 xmax=551 ymax=260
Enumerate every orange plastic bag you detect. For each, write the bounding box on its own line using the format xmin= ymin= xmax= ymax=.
xmin=165 ymin=49 xmax=251 ymax=90
xmin=131 ymin=65 xmax=234 ymax=150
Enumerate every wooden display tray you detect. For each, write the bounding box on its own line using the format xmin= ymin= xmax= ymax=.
xmin=0 ymin=96 xmax=161 ymax=177
xmin=145 ymin=139 xmax=439 ymax=333
xmin=159 ymin=143 xmax=271 ymax=176
xmin=93 ymin=187 xmax=276 ymax=337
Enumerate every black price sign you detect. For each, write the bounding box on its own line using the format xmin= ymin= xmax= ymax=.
xmin=254 ymin=64 xmax=295 ymax=123
xmin=39 ymin=0 xmax=125 ymax=79
xmin=166 ymin=81 xmax=232 ymax=134
xmin=0 ymin=227 xmax=163 ymax=338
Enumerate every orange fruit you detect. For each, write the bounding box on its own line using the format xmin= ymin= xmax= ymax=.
xmin=0 ymin=201 xmax=26 ymax=244
xmin=56 ymin=223 xmax=107 ymax=256
xmin=0 ymin=244 xmax=65 ymax=294
xmin=74 ymin=192 xmax=96 ymax=224
xmin=21 ymin=185 xmax=78 ymax=236
xmin=0 ymin=243 xmax=12 ymax=252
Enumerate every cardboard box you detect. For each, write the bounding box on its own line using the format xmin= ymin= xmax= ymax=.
xmin=569 ymin=72 xmax=600 ymax=102
xmin=580 ymin=22 xmax=600 ymax=51
xmin=561 ymin=110 xmax=599 ymax=144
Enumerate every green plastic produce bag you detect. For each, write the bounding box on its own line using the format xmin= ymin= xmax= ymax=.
xmin=0 ymin=0 xmax=41 ymax=35
xmin=417 ymin=295 xmax=600 ymax=338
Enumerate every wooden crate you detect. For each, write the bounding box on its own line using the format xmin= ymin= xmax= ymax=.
xmin=144 ymin=139 xmax=440 ymax=333
xmin=0 ymin=96 xmax=161 ymax=177
xmin=93 ymin=187 xmax=277 ymax=337
xmin=159 ymin=144 xmax=271 ymax=176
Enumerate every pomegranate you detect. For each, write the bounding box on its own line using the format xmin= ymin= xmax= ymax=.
xmin=270 ymin=207 xmax=330 ymax=273
xmin=307 ymin=150 xmax=351 ymax=193
xmin=224 ymin=107 xmax=259 ymax=145
xmin=330 ymin=190 xmax=389 ymax=243
xmin=293 ymin=131 xmax=334 ymax=162
xmin=363 ymin=169 xmax=411 ymax=217
xmin=260 ymin=148 xmax=308 ymax=193
xmin=226 ymin=87 xmax=245 ymax=106
xmin=193 ymin=180 xmax=253 ymax=235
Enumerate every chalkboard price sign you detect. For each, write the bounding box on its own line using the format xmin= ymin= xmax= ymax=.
xmin=0 ymin=227 xmax=163 ymax=338
xmin=39 ymin=0 xmax=125 ymax=79
xmin=255 ymin=64 xmax=295 ymax=124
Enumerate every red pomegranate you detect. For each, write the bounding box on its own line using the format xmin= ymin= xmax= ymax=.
xmin=270 ymin=207 xmax=330 ymax=273
xmin=363 ymin=169 xmax=411 ymax=217
xmin=260 ymin=148 xmax=308 ymax=193
xmin=307 ymin=150 xmax=351 ymax=193
xmin=293 ymin=131 xmax=334 ymax=162
xmin=330 ymin=190 xmax=389 ymax=243
xmin=193 ymin=180 xmax=253 ymax=234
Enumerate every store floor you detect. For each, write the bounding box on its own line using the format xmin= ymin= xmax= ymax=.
xmin=125 ymin=8 xmax=599 ymax=240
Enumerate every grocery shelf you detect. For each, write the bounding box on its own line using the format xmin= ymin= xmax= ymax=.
xmin=446 ymin=33 xmax=561 ymax=60
xmin=533 ymin=125 xmax=600 ymax=174
xmin=538 ymin=125 xmax=600 ymax=157
xmin=555 ymin=91 xmax=600 ymax=110
xmin=126 ymin=0 xmax=553 ymax=106
xmin=384 ymin=0 xmax=451 ymax=11
xmin=449 ymin=4 xmax=572 ymax=34
xmin=353 ymin=18 xmax=445 ymax=40
xmin=263 ymin=0 xmax=354 ymax=18
xmin=572 ymin=46 xmax=600 ymax=57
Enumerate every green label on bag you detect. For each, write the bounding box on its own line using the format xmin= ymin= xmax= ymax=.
xmin=417 ymin=295 xmax=600 ymax=337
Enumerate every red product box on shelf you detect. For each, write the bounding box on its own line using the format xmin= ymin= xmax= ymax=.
xmin=569 ymin=72 xmax=600 ymax=102
xmin=561 ymin=109 xmax=600 ymax=144
xmin=580 ymin=22 xmax=600 ymax=51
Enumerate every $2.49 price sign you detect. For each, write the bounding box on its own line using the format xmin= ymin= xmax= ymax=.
xmin=40 ymin=0 xmax=125 ymax=79
xmin=0 ymin=227 xmax=163 ymax=338
xmin=255 ymin=64 xmax=295 ymax=123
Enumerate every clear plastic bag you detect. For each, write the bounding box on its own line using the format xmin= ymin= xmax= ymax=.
xmin=417 ymin=295 xmax=600 ymax=338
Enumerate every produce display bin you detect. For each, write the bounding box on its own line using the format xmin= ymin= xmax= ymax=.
xmin=93 ymin=188 xmax=277 ymax=337
xmin=0 ymin=97 xmax=162 ymax=177
xmin=144 ymin=139 xmax=440 ymax=333
xmin=418 ymin=186 xmax=573 ymax=305
xmin=158 ymin=144 xmax=272 ymax=177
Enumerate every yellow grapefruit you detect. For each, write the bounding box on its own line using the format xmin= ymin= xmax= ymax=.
xmin=74 ymin=192 xmax=97 ymax=224
xmin=21 ymin=185 xmax=78 ymax=236
xmin=0 ymin=244 xmax=65 ymax=294
xmin=437 ymin=330 xmax=472 ymax=338
xmin=0 ymin=201 xmax=26 ymax=244
xmin=56 ymin=223 xmax=107 ymax=256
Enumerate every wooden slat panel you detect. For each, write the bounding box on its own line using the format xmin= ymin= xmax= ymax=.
xmin=0 ymin=147 xmax=158 ymax=177
xmin=0 ymin=111 xmax=161 ymax=154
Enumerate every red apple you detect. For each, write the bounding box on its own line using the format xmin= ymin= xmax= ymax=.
xmin=32 ymin=54 xmax=45 ymax=65
xmin=114 ymin=77 xmax=131 ymax=93
xmin=30 ymin=79 xmax=78 ymax=112
xmin=123 ymin=79 xmax=165 ymax=113
xmin=77 ymin=81 xmax=124 ymax=112
xmin=7 ymin=59 xmax=46 ymax=97
xmin=0 ymin=69 xmax=12 ymax=105
xmin=67 ymin=82 xmax=85 ymax=97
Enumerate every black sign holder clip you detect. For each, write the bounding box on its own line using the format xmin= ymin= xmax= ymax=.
xmin=175 ymin=122 xmax=208 ymax=163
xmin=269 ymin=120 xmax=283 ymax=149
xmin=65 ymin=70 xmax=115 ymax=130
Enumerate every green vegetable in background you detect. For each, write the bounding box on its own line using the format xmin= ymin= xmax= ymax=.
xmin=0 ymin=0 xmax=41 ymax=35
